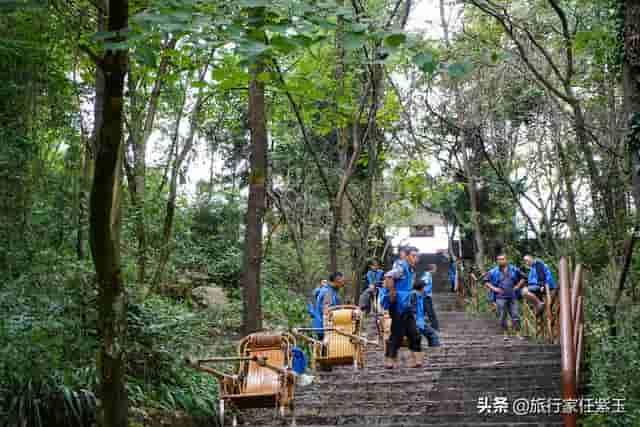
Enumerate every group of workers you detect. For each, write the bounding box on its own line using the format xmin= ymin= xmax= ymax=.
xmin=482 ymin=253 xmax=557 ymax=339
xmin=308 ymin=246 xmax=557 ymax=369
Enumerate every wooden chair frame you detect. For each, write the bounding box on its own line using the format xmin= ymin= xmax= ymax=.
xmin=187 ymin=332 xmax=297 ymax=427
xmin=294 ymin=305 xmax=369 ymax=370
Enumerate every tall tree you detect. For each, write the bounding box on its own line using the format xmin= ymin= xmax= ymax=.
xmin=612 ymin=0 xmax=640 ymax=333
xmin=241 ymin=8 xmax=267 ymax=334
xmin=124 ymin=37 xmax=177 ymax=285
xmin=440 ymin=0 xmax=486 ymax=270
xmin=152 ymin=51 xmax=213 ymax=286
xmin=87 ymin=0 xmax=129 ymax=424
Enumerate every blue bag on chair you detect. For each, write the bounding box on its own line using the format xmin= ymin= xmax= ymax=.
xmin=291 ymin=347 xmax=307 ymax=375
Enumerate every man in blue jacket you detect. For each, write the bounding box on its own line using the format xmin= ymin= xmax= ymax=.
xmin=380 ymin=247 xmax=421 ymax=369
xmin=448 ymin=256 xmax=457 ymax=292
xmin=483 ymin=253 xmax=526 ymax=339
xmin=310 ymin=273 xmax=344 ymax=339
xmin=421 ymin=264 xmax=440 ymax=331
xmin=522 ymin=255 xmax=557 ymax=314
xmin=411 ymin=278 xmax=441 ymax=348
xmin=359 ymin=259 xmax=384 ymax=313
xmin=366 ymin=259 xmax=384 ymax=290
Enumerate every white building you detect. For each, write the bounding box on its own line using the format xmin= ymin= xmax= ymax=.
xmin=387 ymin=209 xmax=455 ymax=255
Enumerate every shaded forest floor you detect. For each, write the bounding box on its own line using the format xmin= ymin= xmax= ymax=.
xmin=1 ymin=250 xmax=308 ymax=427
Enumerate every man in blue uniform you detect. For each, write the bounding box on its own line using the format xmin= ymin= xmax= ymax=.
xmin=366 ymin=259 xmax=384 ymax=290
xmin=359 ymin=259 xmax=384 ymax=313
xmin=310 ymin=273 xmax=344 ymax=339
xmin=448 ymin=256 xmax=457 ymax=292
xmin=421 ymin=264 xmax=440 ymax=331
xmin=380 ymin=247 xmax=422 ymax=368
xmin=411 ymin=278 xmax=441 ymax=348
xmin=393 ymin=246 xmax=408 ymax=269
xmin=483 ymin=253 xmax=526 ymax=339
xmin=522 ymin=255 xmax=557 ymax=314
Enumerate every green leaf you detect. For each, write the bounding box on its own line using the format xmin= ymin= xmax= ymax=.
xmin=104 ymin=41 xmax=129 ymax=51
xmin=291 ymin=34 xmax=317 ymax=48
xmin=413 ymin=52 xmax=437 ymax=74
xmin=447 ymin=60 xmax=473 ymax=78
xmin=135 ymin=47 xmax=156 ymax=67
xmin=344 ymin=32 xmax=366 ymax=51
xmin=92 ymin=31 xmax=118 ymax=41
xmin=257 ymin=72 xmax=271 ymax=82
xmin=350 ymin=22 xmax=368 ymax=33
xmin=336 ymin=6 xmax=354 ymax=18
xmin=238 ymin=0 xmax=270 ymax=8
xmin=270 ymin=34 xmax=298 ymax=54
xmin=383 ymin=32 xmax=406 ymax=48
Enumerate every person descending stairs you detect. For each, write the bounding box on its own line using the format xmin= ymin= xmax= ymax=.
xmin=245 ymin=260 xmax=564 ymax=427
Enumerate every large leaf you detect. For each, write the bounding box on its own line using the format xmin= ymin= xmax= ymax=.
xmin=270 ymin=34 xmax=298 ymax=54
xmin=383 ymin=31 xmax=406 ymax=48
xmin=447 ymin=60 xmax=473 ymax=78
xmin=344 ymin=32 xmax=366 ymax=51
xmin=413 ymin=52 xmax=437 ymax=74
xmin=336 ymin=6 xmax=354 ymax=18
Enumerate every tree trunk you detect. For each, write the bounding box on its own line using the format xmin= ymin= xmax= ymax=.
xmin=611 ymin=0 xmax=640 ymax=331
xmin=351 ymin=61 xmax=384 ymax=302
xmin=153 ymin=56 xmax=210 ymax=286
xmin=554 ymin=138 xmax=581 ymax=244
xmin=440 ymin=0 xmax=484 ymax=270
xmin=89 ymin=0 xmax=129 ymax=425
xmin=461 ymin=137 xmax=485 ymax=271
xmin=330 ymin=0 xmax=347 ymax=274
xmin=125 ymin=38 xmax=177 ymax=285
xmin=328 ymin=204 xmax=340 ymax=273
xmin=623 ymin=0 xmax=640 ymax=208
xmin=77 ymin=132 xmax=93 ymax=260
xmin=241 ymin=56 xmax=267 ymax=334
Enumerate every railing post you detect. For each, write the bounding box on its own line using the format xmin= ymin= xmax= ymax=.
xmin=544 ymin=285 xmax=553 ymax=343
xmin=571 ymin=265 xmax=582 ymax=324
xmin=559 ymin=257 xmax=577 ymax=427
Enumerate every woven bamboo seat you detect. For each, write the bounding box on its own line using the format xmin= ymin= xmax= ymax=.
xmin=294 ymin=305 xmax=367 ymax=370
xmin=187 ymin=332 xmax=296 ymax=426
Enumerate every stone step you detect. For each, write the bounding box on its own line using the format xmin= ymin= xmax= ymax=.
xmin=295 ymin=388 xmax=561 ymax=404
xmin=286 ymin=402 xmax=564 ymax=416
xmin=305 ymin=377 xmax=560 ymax=392
xmin=261 ymin=423 xmax=563 ymax=427
xmin=250 ymin=413 xmax=563 ymax=426
xmin=235 ymin=286 xmax=562 ymax=427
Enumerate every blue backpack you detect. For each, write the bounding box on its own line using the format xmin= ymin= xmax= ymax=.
xmin=291 ymin=347 xmax=307 ymax=374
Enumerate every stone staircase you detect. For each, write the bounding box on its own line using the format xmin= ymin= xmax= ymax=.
xmin=248 ymin=264 xmax=564 ymax=426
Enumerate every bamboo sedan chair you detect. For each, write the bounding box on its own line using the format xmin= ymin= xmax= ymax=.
xmin=294 ymin=305 xmax=369 ymax=370
xmin=187 ymin=332 xmax=297 ymax=427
